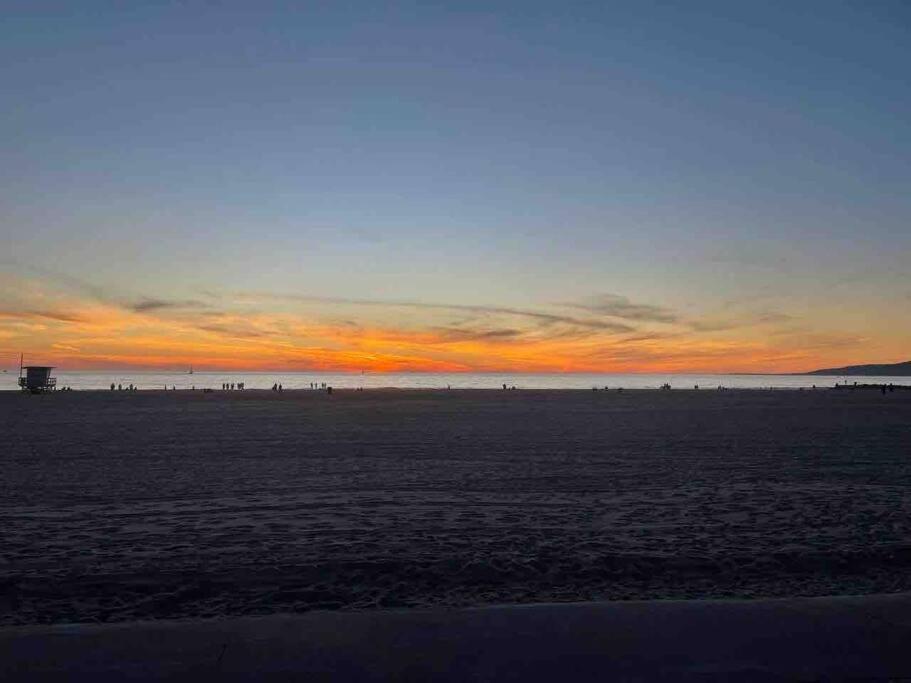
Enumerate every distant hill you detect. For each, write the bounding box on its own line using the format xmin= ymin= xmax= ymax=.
xmin=805 ymin=360 xmax=911 ymax=376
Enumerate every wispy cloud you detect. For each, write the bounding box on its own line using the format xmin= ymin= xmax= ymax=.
xmin=129 ymin=298 xmax=212 ymax=313
xmin=236 ymin=292 xmax=638 ymax=333
xmin=430 ymin=327 xmax=523 ymax=342
xmin=688 ymin=319 xmax=743 ymax=333
xmin=563 ymin=294 xmax=678 ymax=323
xmin=0 ymin=261 xmax=112 ymax=304
xmin=0 ymin=309 xmax=88 ymax=324
xmin=195 ymin=323 xmax=268 ymax=339
xmin=755 ymin=311 xmax=795 ymax=325
xmin=688 ymin=310 xmax=795 ymax=333
xmin=1 ymin=269 xmax=899 ymax=373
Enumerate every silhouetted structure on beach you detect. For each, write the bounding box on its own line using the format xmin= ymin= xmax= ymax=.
xmin=18 ymin=366 xmax=57 ymax=393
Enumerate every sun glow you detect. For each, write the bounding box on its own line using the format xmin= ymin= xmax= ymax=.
xmin=0 ymin=275 xmax=897 ymax=374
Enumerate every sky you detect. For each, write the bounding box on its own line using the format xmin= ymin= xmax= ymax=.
xmin=1 ymin=1 xmax=910 ymax=373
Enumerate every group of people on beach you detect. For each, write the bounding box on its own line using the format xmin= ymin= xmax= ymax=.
xmin=834 ymin=381 xmax=898 ymax=394
xmin=99 ymin=380 xmax=341 ymax=392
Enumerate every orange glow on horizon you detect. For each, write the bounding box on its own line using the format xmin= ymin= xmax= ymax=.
xmin=0 ymin=276 xmax=902 ymax=375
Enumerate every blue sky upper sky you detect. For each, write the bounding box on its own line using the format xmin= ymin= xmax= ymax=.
xmin=2 ymin=1 xmax=909 ymax=371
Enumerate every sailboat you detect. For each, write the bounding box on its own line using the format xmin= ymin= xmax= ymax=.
xmin=188 ymin=365 xmax=194 ymax=375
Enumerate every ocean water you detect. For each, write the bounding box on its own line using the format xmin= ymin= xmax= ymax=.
xmin=1 ymin=370 xmax=905 ymax=391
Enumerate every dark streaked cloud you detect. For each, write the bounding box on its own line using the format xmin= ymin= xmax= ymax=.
xmin=564 ymin=294 xmax=678 ymax=323
xmin=0 ymin=309 xmax=88 ymax=324
xmin=619 ymin=331 xmax=684 ymax=343
xmin=1 ymin=261 xmax=111 ymax=304
xmin=129 ymin=298 xmax=212 ymax=313
xmin=431 ymin=327 xmax=522 ymax=342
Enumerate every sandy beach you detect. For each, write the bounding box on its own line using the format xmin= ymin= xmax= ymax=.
xmin=2 ymin=388 xmax=910 ymax=625
xmin=4 ymin=593 xmax=911 ymax=681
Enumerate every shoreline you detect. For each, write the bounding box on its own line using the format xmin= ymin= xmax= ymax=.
xmin=5 ymin=384 xmax=909 ymax=393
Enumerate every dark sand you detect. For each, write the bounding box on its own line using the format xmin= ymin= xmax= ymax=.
xmin=4 ymin=593 xmax=911 ymax=681
xmin=2 ymin=388 xmax=910 ymax=625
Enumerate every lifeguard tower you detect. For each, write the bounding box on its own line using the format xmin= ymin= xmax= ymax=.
xmin=18 ymin=366 xmax=57 ymax=393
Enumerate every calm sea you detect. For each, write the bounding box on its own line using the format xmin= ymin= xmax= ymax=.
xmin=2 ymin=371 xmax=905 ymax=391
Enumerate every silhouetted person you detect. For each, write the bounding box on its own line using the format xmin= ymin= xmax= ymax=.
xmin=110 ymin=383 xmax=115 ymax=391
xmin=118 ymin=383 xmax=122 ymax=391
xmin=278 ymin=383 xmax=283 ymax=392
xmin=503 ymin=383 xmax=507 ymax=390
xmin=327 ymin=386 xmax=332 ymax=394
xmin=882 ymin=384 xmax=887 ymax=395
